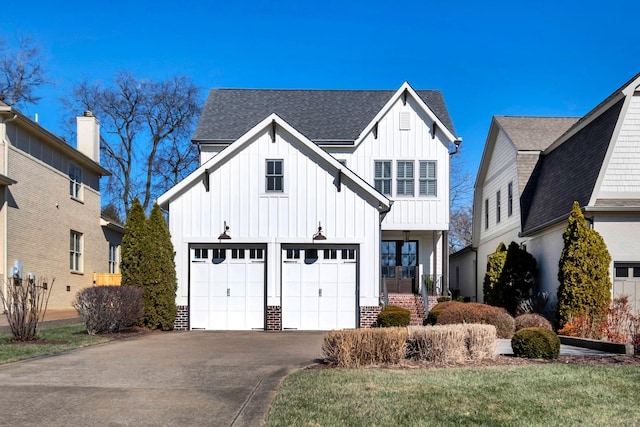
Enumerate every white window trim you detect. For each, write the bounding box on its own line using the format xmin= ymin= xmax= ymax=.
xmin=69 ymin=163 xmax=83 ymax=201
xmin=70 ymin=230 xmax=83 ymax=272
xmin=374 ymin=160 xmax=392 ymax=196
xmin=396 ymin=160 xmax=415 ymax=197
xmin=419 ymin=160 xmax=437 ymax=197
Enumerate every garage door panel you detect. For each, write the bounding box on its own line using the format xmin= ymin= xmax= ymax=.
xmin=282 ymin=246 xmax=357 ymax=331
xmin=190 ymin=246 xmax=265 ymax=330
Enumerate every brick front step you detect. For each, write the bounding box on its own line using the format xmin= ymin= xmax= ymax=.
xmin=384 ymin=294 xmax=439 ymax=326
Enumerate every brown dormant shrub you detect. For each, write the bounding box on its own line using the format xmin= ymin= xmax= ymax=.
xmin=73 ymin=286 xmax=144 ymax=335
xmin=406 ymin=325 xmax=466 ymax=363
xmin=0 ymin=276 xmax=53 ymax=341
xmin=322 ymin=328 xmax=408 ymax=368
xmin=515 ymin=313 xmax=553 ymax=332
xmin=466 ymin=324 xmax=498 ymax=360
xmin=436 ymin=303 xmax=515 ymax=339
xmin=407 ymin=324 xmax=497 ymax=363
xmin=425 ymin=301 xmax=464 ymax=325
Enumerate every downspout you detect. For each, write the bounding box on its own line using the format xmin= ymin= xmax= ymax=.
xmin=1 ymin=113 xmax=17 ymax=310
xmin=432 ymin=230 xmax=437 ymax=294
xmin=442 ymin=230 xmax=449 ymax=297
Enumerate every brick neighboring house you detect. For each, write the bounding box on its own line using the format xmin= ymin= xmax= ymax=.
xmin=0 ymin=101 xmax=122 ymax=312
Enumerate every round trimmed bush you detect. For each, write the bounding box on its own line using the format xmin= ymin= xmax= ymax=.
xmin=425 ymin=301 xmax=463 ymax=325
xmin=511 ymin=327 xmax=560 ymax=359
xmin=377 ymin=305 xmax=411 ymax=327
xmin=515 ymin=313 xmax=553 ymax=332
xmin=435 ymin=302 xmax=515 ymax=339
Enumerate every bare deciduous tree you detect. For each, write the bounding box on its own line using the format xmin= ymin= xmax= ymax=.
xmin=65 ymin=72 xmax=201 ymax=215
xmin=0 ymin=36 xmax=49 ymax=107
xmin=449 ymin=149 xmax=474 ymax=252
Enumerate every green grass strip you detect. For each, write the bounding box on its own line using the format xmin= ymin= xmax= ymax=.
xmin=266 ymin=366 xmax=640 ymax=426
xmin=0 ymin=323 xmax=111 ymax=365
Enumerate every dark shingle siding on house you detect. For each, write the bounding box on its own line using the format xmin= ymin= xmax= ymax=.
xmin=193 ymin=88 xmax=456 ymax=143
xmin=521 ymin=99 xmax=625 ymax=235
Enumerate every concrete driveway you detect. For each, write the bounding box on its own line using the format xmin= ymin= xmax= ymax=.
xmin=0 ymin=331 xmax=325 ymax=426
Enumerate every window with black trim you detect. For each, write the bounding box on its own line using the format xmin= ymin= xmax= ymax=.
xmin=231 ymin=249 xmax=245 ymax=259
xmin=485 ymin=199 xmax=489 ymax=230
xmin=266 ymin=159 xmax=283 ymax=192
xmin=286 ymin=249 xmax=301 ymax=259
xmin=508 ymin=182 xmax=513 ymax=217
xmin=323 ymin=249 xmax=337 ymax=260
xmin=249 ymin=248 xmax=264 ymax=260
xmin=496 ymin=190 xmax=501 ymax=223
xmin=194 ymin=248 xmax=209 ymax=260
xmin=342 ymin=249 xmax=356 ymax=260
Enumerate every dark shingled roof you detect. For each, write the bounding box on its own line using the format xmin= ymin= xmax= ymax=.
xmin=193 ymin=88 xmax=456 ymax=143
xmin=521 ymin=99 xmax=625 ymax=235
xmin=495 ymin=116 xmax=579 ymax=151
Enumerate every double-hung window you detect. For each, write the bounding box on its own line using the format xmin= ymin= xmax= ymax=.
xmin=266 ymin=160 xmax=283 ymax=192
xmin=496 ymin=190 xmax=501 ymax=223
xmin=396 ymin=161 xmax=414 ymax=196
xmin=374 ymin=161 xmax=392 ymax=196
xmin=109 ymin=243 xmax=119 ymax=273
xmin=69 ymin=164 xmax=82 ymax=199
xmin=419 ymin=161 xmax=437 ymax=197
xmin=70 ymin=231 xmax=83 ymax=272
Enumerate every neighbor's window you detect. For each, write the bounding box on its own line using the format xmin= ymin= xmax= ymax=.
xmin=69 ymin=164 xmax=82 ymax=199
xmin=496 ymin=190 xmax=501 ymax=223
xmin=485 ymin=199 xmax=489 ymax=230
xmin=396 ymin=161 xmax=414 ymax=196
xmin=70 ymin=231 xmax=83 ymax=272
xmin=374 ymin=161 xmax=392 ymax=196
xmin=266 ymin=159 xmax=283 ymax=192
xmin=419 ymin=161 xmax=437 ymax=196
xmin=508 ymin=182 xmax=513 ymax=217
xmin=108 ymin=243 xmax=119 ymax=273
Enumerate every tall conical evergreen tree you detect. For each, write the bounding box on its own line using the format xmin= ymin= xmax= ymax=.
xmin=483 ymin=242 xmax=507 ymax=306
xmin=556 ymin=201 xmax=612 ymax=328
xmin=120 ymin=198 xmax=147 ymax=289
xmin=144 ymin=203 xmax=178 ymax=330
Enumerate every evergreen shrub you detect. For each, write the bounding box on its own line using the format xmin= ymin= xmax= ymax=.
xmin=436 ymin=302 xmax=515 ymax=338
xmin=511 ymin=327 xmax=560 ymax=359
xmin=557 ymin=201 xmax=612 ymax=328
xmin=515 ymin=313 xmax=553 ymax=332
xmin=377 ymin=305 xmax=411 ymax=327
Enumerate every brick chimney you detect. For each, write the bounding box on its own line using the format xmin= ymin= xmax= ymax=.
xmin=76 ymin=111 xmax=100 ymax=163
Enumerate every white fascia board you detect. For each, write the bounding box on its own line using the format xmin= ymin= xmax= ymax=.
xmin=354 ymin=82 xmax=457 ymax=146
xmin=157 ymin=113 xmax=391 ymax=211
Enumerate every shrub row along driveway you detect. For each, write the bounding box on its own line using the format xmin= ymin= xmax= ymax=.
xmin=0 ymin=331 xmax=324 ymax=426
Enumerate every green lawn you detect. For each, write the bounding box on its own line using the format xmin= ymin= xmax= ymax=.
xmin=0 ymin=323 xmax=112 ymax=364
xmin=266 ymin=365 xmax=640 ymax=426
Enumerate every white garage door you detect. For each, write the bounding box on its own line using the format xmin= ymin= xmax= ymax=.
xmin=282 ymin=247 xmax=357 ymax=330
xmin=613 ymin=263 xmax=640 ymax=314
xmin=190 ymin=246 xmax=265 ymax=330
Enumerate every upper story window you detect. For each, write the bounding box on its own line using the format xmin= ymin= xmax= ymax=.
xmin=266 ymin=159 xmax=283 ymax=192
xmin=70 ymin=230 xmax=83 ymax=272
xmin=419 ymin=161 xmax=437 ymax=197
xmin=508 ymin=182 xmax=513 ymax=217
xmin=396 ymin=161 xmax=414 ymax=196
xmin=496 ymin=190 xmax=501 ymax=223
xmin=69 ymin=164 xmax=82 ymax=199
xmin=374 ymin=161 xmax=392 ymax=196
xmin=485 ymin=199 xmax=489 ymax=230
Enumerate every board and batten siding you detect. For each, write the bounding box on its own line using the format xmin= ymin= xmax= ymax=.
xmin=339 ymin=96 xmax=450 ymax=230
xmin=599 ymin=93 xmax=640 ymax=194
xmin=167 ymin=125 xmax=383 ymax=308
xmin=479 ymin=130 xmax=519 ymax=242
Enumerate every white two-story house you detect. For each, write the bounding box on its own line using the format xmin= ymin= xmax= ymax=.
xmin=158 ymin=83 xmax=459 ymax=330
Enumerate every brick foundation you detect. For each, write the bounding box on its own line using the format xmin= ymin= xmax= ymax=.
xmin=359 ymin=305 xmax=382 ymax=328
xmin=174 ymin=305 xmax=189 ymax=330
xmin=266 ymin=306 xmax=282 ymax=331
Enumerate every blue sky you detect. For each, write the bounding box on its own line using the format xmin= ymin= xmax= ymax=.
xmin=4 ymin=0 xmax=639 ymax=190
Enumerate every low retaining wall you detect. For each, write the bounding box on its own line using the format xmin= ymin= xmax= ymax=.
xmin=559 ymin=335 xmax=634 ymax=355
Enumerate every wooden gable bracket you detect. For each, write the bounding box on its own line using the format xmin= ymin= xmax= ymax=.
xmin=202 ymin=170 xmax=210 ymax=192
xmin=271 ymin=120 xmax=277 ymax=143
xmin=373 ymin=121 xmax=378 ymax=139
xmin=432 ymin=121 xmax=438 ymax=139
xmin=402 ymin=89 xmax=408 ymax=106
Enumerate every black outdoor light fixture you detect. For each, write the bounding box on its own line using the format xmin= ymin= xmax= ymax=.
xmin=218 ymin=221 xmax=231 ymax=240
xmin=313 ymin=222 xmax=326 ymax=241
